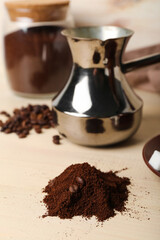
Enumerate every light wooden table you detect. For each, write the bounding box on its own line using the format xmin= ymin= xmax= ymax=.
xmin=0 ymin=69 xmax=160 ymax=240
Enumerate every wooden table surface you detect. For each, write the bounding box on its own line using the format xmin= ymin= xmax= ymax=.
xmin=0 ymin=70 xmax=160 ymax=240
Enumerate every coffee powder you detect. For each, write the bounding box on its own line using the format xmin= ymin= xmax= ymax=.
xmin=43 ymin=162 xmax=130 ymax=222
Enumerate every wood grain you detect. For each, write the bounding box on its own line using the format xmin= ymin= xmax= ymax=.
xmin=0 ymin=73 xmax=160 ymax=240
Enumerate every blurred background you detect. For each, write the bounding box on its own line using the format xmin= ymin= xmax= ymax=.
xmin=1 ymin=0 xmax=160 ymax=49
xmin=0 ymin=0 xmax=160 ymax=91
xmin=71 ymin=0 xmax=160 ymax=51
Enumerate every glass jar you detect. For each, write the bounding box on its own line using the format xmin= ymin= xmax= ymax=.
xmin=4 ymin=0 xmax=74 ymax=98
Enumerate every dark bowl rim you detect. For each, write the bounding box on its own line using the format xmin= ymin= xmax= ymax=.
xmin=142 ymin=134 xmax=160 ymax=177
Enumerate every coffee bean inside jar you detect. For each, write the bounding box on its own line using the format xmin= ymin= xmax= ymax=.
xmin=4 ymin=0 xmax=73 ymax=98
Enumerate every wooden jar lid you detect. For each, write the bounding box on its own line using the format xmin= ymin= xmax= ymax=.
xmin=5 ymin=0 xmax=70 ymax=22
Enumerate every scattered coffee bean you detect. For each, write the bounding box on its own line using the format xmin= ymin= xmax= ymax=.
xmin=53 ymin=135 xmax=60 ymax=145
xmin=0 ymin=120 xmax=3 ymax=127
xmin=0 ymin=111 xmax=11 ymax=118
xmin=69 ymin=184 xmax=78 ymax=193
xmin=34 ymin=126 xmax=42 ymax=134
xmin=50 ymin=122 xmax=55 ymax=128
xmin=43 ymin=125 xmax=50 ymax=129
xmin=0 ymin=104 xmax=55 ymax=138
xmin=4 ymin=129 xmax=12 ymax=134
xmin=60 ymin=133 xmax=67 ymax=138
xmin=18 ymin=133 xmax=27 ymax=138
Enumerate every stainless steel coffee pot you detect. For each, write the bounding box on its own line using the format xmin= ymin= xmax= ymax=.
xmin=52 ymin=26 xmax=160 ymax=146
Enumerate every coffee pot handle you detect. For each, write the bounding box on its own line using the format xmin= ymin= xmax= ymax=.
xmin=122 ymin=53 xmax=160 ymax=73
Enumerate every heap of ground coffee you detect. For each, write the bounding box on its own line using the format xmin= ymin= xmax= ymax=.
xmin=0 ymin=104 xmax=55 ymax=138
xmin=43 ymin=162 xmax=130 ymax=222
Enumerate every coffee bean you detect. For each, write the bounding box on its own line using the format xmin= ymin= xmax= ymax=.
xmin=31 ymin=120 xmax=37 ymax=125
xmin=69 ymin=184 xmax=78 ymax=193
xmin=0 ymin=104 xmax=56 ymax=139
xmin=60 ymin=132 xmax=67 ymax=138
xmin=0 ymin=111 xmax=11 ymax=118
xmin=21 ymin=111 xmax=28 ymax=118
xmin=76 ymin=177 xmax=84 ymax=185
xmin=30 ymin=112 xmax=36 ymax=120
xmin=23 ymin=130 xmax=29 ymax=135
xmin=0 ymin=120 xmax=3 ymax=127
xmin=50 ymin=122 xmax=55 ymax=128
xmin=21 ymin=120 xmax=27 ymax=128
xmin=37 ymin=114 xmax=43 ymax=120
xmin=53 ymin=135 xmax=60 ymax=145
xmin=27 ymin=105 xmax=33 ymax=111
xmin=43 ymin=125 xmax=50 ymax=129
xmin=34 ymin=126 xmax=42 ymax=134
xmin=34 ymin=105 xmax=41 ymax=114
xmin=4 ymin=129 xmax=12 ymax=134
xmin=53 ymin=135 xmax=60 ymax=140
xmin=38 ymin=120 xmax=46 ymax=125
xmin=42 ymin=105 xmax=48 ymax=110
xmin=18 ymin=133 xmax=27 ymax=138
xmin=13 ymin=109 xmax=20 ymax=114
xmin=53 ymin=139 xmax=60 ymax=145
xmin=14 ymin=115 xmax=21 ymax=122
